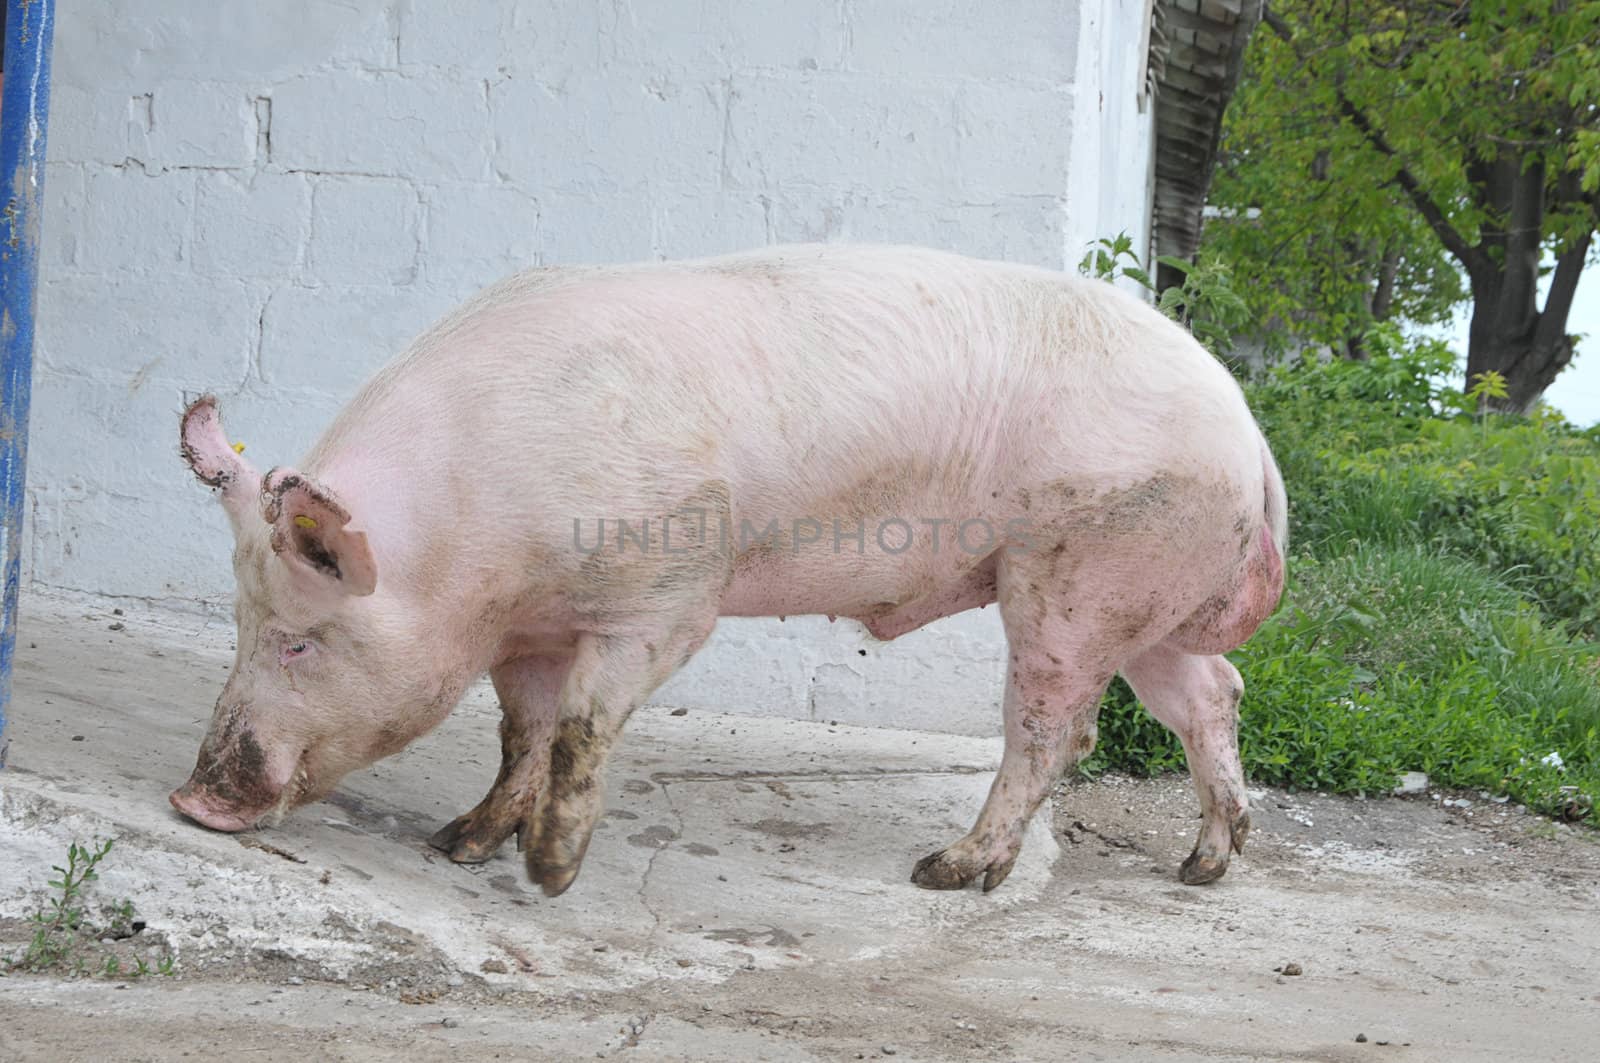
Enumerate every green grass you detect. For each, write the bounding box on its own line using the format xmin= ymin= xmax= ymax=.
xmin=1251 ymin=347 xmax=1600 ymax=637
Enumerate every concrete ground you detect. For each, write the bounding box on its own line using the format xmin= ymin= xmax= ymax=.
xmin=2 ymin=593 xmax=1598 ymax=1061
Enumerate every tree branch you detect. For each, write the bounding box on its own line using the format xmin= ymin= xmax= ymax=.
xmin=1471 ymin=156 xmax=1512 ymax=257
xmin=1261 ymin=5 xmax=1293 ymax=41
xmin=1336 ymin=98 xmax=1491 ymax=278
xmin=1261 ymin=4 xmax=1491 ymax=279
xmin=1533 ymin=164 xmax=1597 ymax=351
xmin=1534 ymin=233 xmax=1593 ymax=354
xmin=1373 ymin=244 xmax=1400 ymax=322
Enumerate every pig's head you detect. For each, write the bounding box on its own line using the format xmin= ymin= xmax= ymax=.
xmin=170 ymin=396 xmax=444 ymax=832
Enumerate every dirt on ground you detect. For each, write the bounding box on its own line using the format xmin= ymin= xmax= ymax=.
xmin=2 ymin=598 xmax=1598 ymax=1061
xmin=5 ymin=772 xmax=1597 ymax=1062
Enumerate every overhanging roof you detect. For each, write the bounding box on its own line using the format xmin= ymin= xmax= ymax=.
xmin=1148 ymin=0 xmax=1263 ymax=281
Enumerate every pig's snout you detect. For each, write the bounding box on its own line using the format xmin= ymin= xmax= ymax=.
xmin=169 ymin=780 xmax=257 ymax=832
xmin=169 ymin=724 xmax=293 ymax=833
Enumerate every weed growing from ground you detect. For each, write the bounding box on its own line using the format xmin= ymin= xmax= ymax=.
xmin=3 ymin=839 xmax=176 ymax=978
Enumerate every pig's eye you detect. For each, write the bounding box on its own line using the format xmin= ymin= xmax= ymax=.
xmin=282 ymin=641 xmax=311 ymax=662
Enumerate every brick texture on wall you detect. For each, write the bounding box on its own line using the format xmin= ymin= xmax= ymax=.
xmin=33 ymin=0 xmax=1154 ymax=734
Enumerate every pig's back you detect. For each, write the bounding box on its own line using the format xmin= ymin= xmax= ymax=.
xmin=461 ymin=247 xmax=1237 ymax=455
xmin=311 ymin=245 xmax=1260 ymax=584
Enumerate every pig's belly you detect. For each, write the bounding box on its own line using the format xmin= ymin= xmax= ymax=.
xmin=718 ymin=540 xmax=1001 ymax=638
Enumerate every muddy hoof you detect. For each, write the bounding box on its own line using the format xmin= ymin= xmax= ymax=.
xmin=981 ymin=856 xmax=1017 ymax=893
xmin=1178 ymin=850 xmax=1229 ymax=885
xmin=428 ymin=814 xmax=508 ymax=864
xmin=528 ymin=845 xmax=592 ymax=896
xmin=527 ymin=852 xmax=584 ymax=897
xmin=524 ymin=814 xmax=596 ymax=898
xmin=911 ymin=849 xmax=975 ymax=890
xmin=1230 ymin=811 xmax=1251 ymax=855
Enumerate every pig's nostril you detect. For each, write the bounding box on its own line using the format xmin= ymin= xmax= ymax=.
xmin=169 ymin=784 xmax=253 ymax=833
xmin=169 ymin=785 xmax=206 ymax=821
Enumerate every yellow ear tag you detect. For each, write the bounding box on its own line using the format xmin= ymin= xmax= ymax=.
xmin=231 ymin=441 xmax=246 ymax=454
xmin=293 ymin=515 xmax=319 ymax=529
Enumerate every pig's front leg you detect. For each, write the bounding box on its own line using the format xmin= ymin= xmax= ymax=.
xmin=523 ymin=617 xmax=715 ymax=897
xmin=429 ymin=654 xmax=568 ymax=863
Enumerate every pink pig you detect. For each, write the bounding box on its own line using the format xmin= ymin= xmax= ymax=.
xmin=172 ymin=245 xmax=1286 ymax=896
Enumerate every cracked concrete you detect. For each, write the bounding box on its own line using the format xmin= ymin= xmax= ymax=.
xmin=4 ymin=591 xmax=1600 ymax=1060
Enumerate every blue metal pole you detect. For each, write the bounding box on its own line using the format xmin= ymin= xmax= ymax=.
xmin=0 ymin=0 xmax=56 ymax=770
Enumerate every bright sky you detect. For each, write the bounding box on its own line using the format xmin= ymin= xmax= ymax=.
xmin=1443 ymin=263 xmax=1600 ymax=427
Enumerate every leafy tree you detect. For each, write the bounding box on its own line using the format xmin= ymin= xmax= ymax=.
xmin=1206 ymin=0 xmax=1600 ymax=410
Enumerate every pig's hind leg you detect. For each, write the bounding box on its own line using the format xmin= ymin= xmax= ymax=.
xmin=1121 ymin=647 xmax=1250 ymax=884
xmin=1118 ymin=521 xmax=1282 ymax=883
xmin=911 ymin=555 xmax=1132 ymax=892
xmin=429 ymin=654 xmax=568 ymax=863
xmin=522 ymin=615 xmax=716 ymax=896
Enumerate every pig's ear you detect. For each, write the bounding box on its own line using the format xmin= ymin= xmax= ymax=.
xmin=181 ymin=395 xmax=262 ymax=532
xmin=261 ymin=468 xmax=379 ymax=596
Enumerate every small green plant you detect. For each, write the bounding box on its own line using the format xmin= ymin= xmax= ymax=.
xmin=11 ymin=839 xmax=112 ymax=973
xmin=1148 ymin=255 xmax=1252 ymax=358
xmin=1077 ymin=232 xmax=1252 ymax=357
xmin=1467 ymin=370 xmax=1510 ymax=411
xmin=1078 ymin=232 xmax=1152 ymax=286
xmin=4 ymin=839 xmax=175 ymax=979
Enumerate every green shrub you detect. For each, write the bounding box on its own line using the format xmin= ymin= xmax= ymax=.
xmin=1245 ymin=341 xmax=1600 ymax=636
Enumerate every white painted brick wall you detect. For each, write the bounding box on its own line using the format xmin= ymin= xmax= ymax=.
xmin=30 ymin=0 xmax=1155 ymax=735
